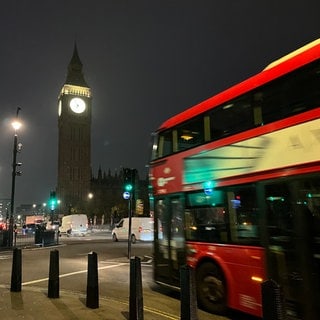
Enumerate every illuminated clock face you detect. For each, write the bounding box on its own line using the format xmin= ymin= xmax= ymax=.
xmin=69 ymin=97 xmax=86 ymax=113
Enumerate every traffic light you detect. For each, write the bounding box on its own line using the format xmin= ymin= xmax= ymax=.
xmin=123 ymin=168 xmax=137 ymax=193
xmin=123 ymin=168 xmax=133 ymax=192
xmin=49 ymin=191 xmax=57 ymax=210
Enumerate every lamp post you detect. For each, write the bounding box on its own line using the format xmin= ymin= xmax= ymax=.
xmin=87 ymin=192 xmax=93 ymax=225
xmin=8 ymin=107 xmax=22 ymax=248
xmin=57 ymin=199 xmax=61 ymax=216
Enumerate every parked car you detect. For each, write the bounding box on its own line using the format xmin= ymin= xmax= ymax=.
xmin=112 ymin=217 xmax=154 ymax=243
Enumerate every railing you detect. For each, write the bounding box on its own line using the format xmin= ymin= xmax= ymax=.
xmin=0 ymin=229 xmax=59 ymax=249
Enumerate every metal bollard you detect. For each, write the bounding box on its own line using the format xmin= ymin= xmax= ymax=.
xmin=11 ymin=247 xmax=22 ymax=292
xmin=180 ymin=265 xmax=198 ymax=320
xmin=129 ymin=256 xmax=144 ymax=320
xmin=86 ymin=251 xmax=99 ymax=309
xmin=261 ymin=279 xmax=285 ymax=320
xmin=48 ymin=249 xmax=59 ymax=298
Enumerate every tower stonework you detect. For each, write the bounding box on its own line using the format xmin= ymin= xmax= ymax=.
xmin=57 ymin=44 xmax=92 ymax=213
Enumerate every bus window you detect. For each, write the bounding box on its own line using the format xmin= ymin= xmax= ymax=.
xmin=185 ymin=206 xmax=228 ymax=243
xmin=176 ymin=117 xmax=204 ymax=151
xmin=158 ymin=130 xmax=173 ymax=158
xmin=170 ymin=199 xmax=185 ymax=270
xmin=265 ymin=177 xmax=320 ymax=318
xmin=154 ymin=196 xmax=185 ymax=288
xmin=185 ymin=190 xmax=228 ymax=242
xmin=226 ymin=186 xmax=260 ymax=244
xmin=253 ymin=92 xmax=263 ymax=126
xmin=261 ymin=59 xmax=320 ymax=124
xmin=209 ymin=95 xmax=253 ymax=140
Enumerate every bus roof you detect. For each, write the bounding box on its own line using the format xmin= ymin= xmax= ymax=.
xmin=159 ymin=38 xmax=320 ymax=131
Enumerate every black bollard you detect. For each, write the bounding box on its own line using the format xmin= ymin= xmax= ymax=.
xmin=129 ymin=256 xmax=144 ymax=320
xmin=261 ymin=279 xmax=285 ymax=320
xmin=86 ymin=251 xmax=99 ymax=309
xmin=48 ymin=249 xmax=59 ymax=298
xmin=180 ymin=265 xmax=198 ymax=320
xmin=11 ymin=248 xmax=22 ymax=292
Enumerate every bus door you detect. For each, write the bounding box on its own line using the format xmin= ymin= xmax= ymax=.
xmin=154 ymin=195 xmax=186 ymax=288
xmin=261 ymin=176 xmax=320 ymax=319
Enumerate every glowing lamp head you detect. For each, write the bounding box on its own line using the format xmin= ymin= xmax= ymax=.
xmin=12 ymin=120 xmax=22 ymax=131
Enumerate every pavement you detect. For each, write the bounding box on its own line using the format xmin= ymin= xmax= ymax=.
xmin=0 ymin=251 xmax=179 ymax=320
xmin=0 ymin=231 xmax=181 ymax=320
xmin=0 ymin=283 xmax=180 ymax=320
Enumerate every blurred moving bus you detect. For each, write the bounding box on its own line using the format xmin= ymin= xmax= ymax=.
xmin=149 ymin=39 xmax=320 ymax=319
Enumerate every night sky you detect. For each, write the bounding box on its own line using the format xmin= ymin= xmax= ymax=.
xmin=0 ymin=0 xmax=319 ymax=205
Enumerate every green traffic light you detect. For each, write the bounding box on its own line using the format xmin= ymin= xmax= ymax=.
xmin=125 ymin=184 xmax=133 ymax=192
xmin=50 ymin=199 xmax=57 ymax=209
xmin=49 ymin=190 xmax=57 ymax=210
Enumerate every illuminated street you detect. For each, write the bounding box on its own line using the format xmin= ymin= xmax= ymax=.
xmin=0 ymin=230 xmax=259 ymax=319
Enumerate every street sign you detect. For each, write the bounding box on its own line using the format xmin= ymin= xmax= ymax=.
xmin=123 ymin=191 xmax=130 ymax=200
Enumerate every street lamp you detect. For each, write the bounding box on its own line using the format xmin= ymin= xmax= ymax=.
xmin=57 ymin=199 xmax=61 ymax=216
xmin=87 ymin=193 xmax=94 ymax=225
xmin=8 ymin=107 xmax=22 ymax=247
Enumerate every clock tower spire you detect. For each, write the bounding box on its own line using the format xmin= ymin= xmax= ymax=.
xmin=57 ymin=44 xmax=92 ymax=214
xmin=65 ymin=43 xmax=88 ymax=87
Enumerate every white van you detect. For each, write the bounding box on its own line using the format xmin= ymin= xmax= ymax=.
xmin=59 ymin=214 xmax=88 ymax=236
xmin=112 ymin=217 xmax=154 ymax=243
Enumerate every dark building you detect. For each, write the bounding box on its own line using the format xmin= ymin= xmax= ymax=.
xmin=57 ymin=44 xmax=92 ymax=213
xmin=90 ymin=167 xmax=150 ymax=226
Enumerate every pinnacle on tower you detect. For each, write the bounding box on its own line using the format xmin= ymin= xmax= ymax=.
xmin=65 ymin=43 xmax=88 ymax=87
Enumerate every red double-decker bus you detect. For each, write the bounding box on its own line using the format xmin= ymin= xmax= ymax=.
xmin=149 ymin=39 xmax=320 ymax=319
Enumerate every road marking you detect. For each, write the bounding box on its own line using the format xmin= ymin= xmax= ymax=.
xmin=144 ymin=305 xmax=180 ymax=320
xmin=0 ymin=255 xmax=11 ymax=260
xmin=22 ymin=262 xmax=127 ymax=286
xmin=99 ymin=297 xmax=179 ymax=320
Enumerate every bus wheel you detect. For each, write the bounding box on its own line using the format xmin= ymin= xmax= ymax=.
xmin=196 ymin=262 xmax=227 ymax=315
xmin=131 ymin=234 xmax=136 ymax=244
xmin=112 ymin=233 xmax=118 ymax=242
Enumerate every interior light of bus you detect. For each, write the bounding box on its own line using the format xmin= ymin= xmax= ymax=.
xmin=266 ymin=196 xmax=284 ymax=201
xmin=222 ymin=103 xmax=234 ymax=110
xmin=189 ymin=226 xmax=197 ymax=230
xmin=251 ymin=276 xmax=263 ymax=282
xmin=296 ymin=201 xmax=307 ymax=205
xmin=306 ymin=193 xmax=320 ymax=198
xmin=181 ymin=134 xmax=193 ymax=141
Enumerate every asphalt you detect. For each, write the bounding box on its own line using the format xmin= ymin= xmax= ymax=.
xmin=0 ymin=283 xmax=180 ymax=320
xmin=0 ymin=231 xmax=181 ymax=320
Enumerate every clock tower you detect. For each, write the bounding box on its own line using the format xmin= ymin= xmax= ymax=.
xmin=57 ymin=44 xmax=92 ymax=213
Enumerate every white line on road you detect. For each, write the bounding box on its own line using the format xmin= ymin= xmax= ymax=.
xmin=0 ymin=255 xmax=11 ymax=260
xmin=22 ymin=262 xmax=127 ymax=286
